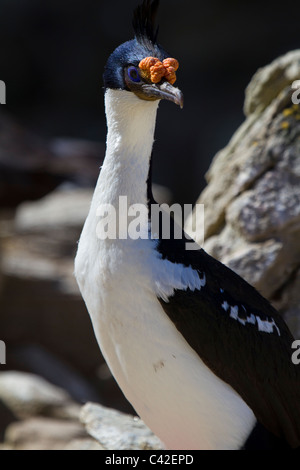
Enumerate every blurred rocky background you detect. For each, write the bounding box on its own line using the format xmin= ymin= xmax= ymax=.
xmin=0 ymin=0 xmax=300 ymax=450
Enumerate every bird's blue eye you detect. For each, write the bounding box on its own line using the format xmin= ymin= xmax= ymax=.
xmin=127 ymin=66 xmax=141 ymax=83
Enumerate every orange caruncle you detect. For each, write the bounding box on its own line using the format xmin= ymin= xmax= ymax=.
xmin=139 ymin=56 xmax=179 ymax=85
xmin=139 ymin=56 xmax=160 ymax=69
xmin=163 ymin=58 xmax=179 ymax=71
xmin=150 ymin=61 xmax=166 ymax=83
xmin=163 ymin=58 xmax=179 ymax=85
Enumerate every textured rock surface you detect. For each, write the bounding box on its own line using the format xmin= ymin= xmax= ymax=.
xmin=3 ymin=417 xmax=87 ymax=450
xmin=0 ymin=371 xmax=89 ymax=450
xmin=0 ymin=187 xmax=103 ymax=393
xmin=0 ymin=371 xmax=79 ymax=419
xmin=186 ymin=49 xmax=300 ymax=336
xmin=64 ymin=438 xmax=105 ymax=450
xmin=80 ymin=402 xmax=163 ymax=450
xmin=0 ymin=372 xmax=162 ymax=450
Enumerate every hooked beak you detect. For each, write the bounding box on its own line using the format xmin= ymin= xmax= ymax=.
xmin=134 ymin=81 xmax=184 ymax=108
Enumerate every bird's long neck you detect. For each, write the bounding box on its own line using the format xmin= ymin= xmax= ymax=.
xmin=96 ymin=89 xmax=159 ymax=208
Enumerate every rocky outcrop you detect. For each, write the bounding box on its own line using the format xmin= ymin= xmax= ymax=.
xmin=185 ymin=49 xmax=300 ymax=336
xmin=0 ymin=371 xmax=162 ymax=450
xmin=0 ymin=186 xmax=105 ymax=402
xmin=0 ymin=371 xmax=85 ymax=450
xmin=80 ymin=402 xmax=163 ymax=450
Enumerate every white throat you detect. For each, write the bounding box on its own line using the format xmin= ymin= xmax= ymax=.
xmin=98 ymin=88 xmax=159 ymax=207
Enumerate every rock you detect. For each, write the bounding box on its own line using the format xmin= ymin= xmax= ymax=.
xmin=185 ymin=49 xmax=300 ymax=333
xmin=0 ymin=372 xmax=92 ymax=450
xmin=64 ymin=438 xmax=105 ymax=450
xmin=0 ymin=112 xmax=62 ymax=208
xmin=226 ymin=149 xmax=300 ymax=242
xmin=80 ymin=402 xmax=163 ymax=450
xmin=4 ymin=417 xmax=87 ymax=450
xmin=0 ymin=111 xmax=104 ymax=208
xmin=15 ymin=185 xmax=92 ymax=237
xmin=0 ymin=374 xmax=163 ymax=450
xmin=9 ymin=345 xmax=100 ymax=404
xmin=0 ymin=186 xmax=104 ymax=388
xmin=0 ymin=400 xmax=16 ymax=442
xmin=0 ymin=371 xmax=78 ymax=420
xmin=244 ymin=50 xmax=300 ymax=116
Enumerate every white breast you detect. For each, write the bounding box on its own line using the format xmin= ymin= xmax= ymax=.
xmin=75 ymin=233 xmax=255 ymax=450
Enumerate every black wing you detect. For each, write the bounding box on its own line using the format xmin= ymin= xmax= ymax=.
xmin=156 ymin=236 xmax=300 ymax=448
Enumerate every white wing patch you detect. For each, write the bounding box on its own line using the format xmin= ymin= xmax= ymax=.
xmin=256 ymin=316 xmax=280 ymax=335
xmin=222 ymin=300 xmax=229 ymax=311
xmin=154 ymin=258 xmax=206 ymax=302
xmin=220 ymin=293 xmax=281 ymax=336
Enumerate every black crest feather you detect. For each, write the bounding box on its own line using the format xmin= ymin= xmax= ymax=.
xmin=133 ymin=0 xmax=160 ymax=48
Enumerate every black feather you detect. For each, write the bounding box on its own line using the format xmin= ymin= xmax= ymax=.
xmin=133 ymin=0 xmax=160 ymax=48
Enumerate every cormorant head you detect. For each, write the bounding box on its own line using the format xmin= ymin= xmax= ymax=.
xmin=103 ymin=0 xmax=183 ymax=108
